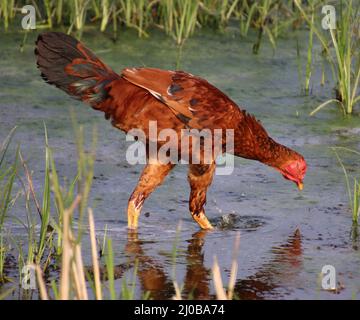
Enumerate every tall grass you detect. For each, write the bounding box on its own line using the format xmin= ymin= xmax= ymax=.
xmin=197 ymin=0 xmax=240 ymax=31
xmin=0 ymin=121 xmax=150 ymax=300
xmin=1 ymin=0 xmax=337 ymax=60
xmin=38 ymin=125 xmax=51 ymax=264
xmin=212 ymin=232 xmax=240 ymax=300
xmin=333 ymin=147 xmax=360 ymax=224
xmin=0 ymin=234 xmax=6 ymax=282
xmin=304 ymin=6 xmax=314 ymax=94
xmin=0 ymin=127 xmax=17 ymax=283
xmin=239 ymin=0 xmax=257 ymax=37
xmin=33 ymin=122 xmax=101 ymax=300
xmin=295 ymin=0 xmax=360 ymax=115
xmin=0 ymin=128 xmax=17 ymax=225
xmin=100 ymin=0 xmax=110 ymax=32
xmin=171 ymin=221 xmax=182 ymax=299
xmin=69 ymin=0 xmax=89 ymax=36
xmin=161 ymin=0 xmax=199 ymax=45
xmin=0 ymin=0 xmax=311 ymax=49
xmin=0 ymin=0 xmax=15 ymax=30
xmin=43 ymin=0 xmax=53 ymax=28
xmin=252 ymin=0 xmax=277 ymax=54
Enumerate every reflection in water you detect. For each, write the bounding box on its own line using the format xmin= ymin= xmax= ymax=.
xmin=183 ymin=231 xmax=211 ymax=299
xmin=117 ymin=228 xmax=303 ymax=299
xmin=234 ymin=229 xmax=303 ymax=299
xmin=125 ymin=231 xmax=174 ymax=299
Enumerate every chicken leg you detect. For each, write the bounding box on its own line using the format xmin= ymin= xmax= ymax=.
xmin=128 ymin=162 xmax=175 ymax=229
xmin=188 ymin=163 xmax=216 ymax=230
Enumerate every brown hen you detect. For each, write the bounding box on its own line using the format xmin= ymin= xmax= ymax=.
xmin=35 ymin=32 xmax=307 ymax=230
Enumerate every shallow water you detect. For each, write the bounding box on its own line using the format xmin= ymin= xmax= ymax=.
xmin=0 ymin=28 xmax=360 ymax=299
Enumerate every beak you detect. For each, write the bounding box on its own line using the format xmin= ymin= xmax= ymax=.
xmin=297 ymin=182 xmax=304 ymax=191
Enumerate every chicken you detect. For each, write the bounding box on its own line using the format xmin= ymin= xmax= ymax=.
xmin=35 ymin=32 xmax=307 ymax=230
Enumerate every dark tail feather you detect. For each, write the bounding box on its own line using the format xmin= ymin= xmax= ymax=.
xmin=35 ymin=32 xmax=119 ymax=108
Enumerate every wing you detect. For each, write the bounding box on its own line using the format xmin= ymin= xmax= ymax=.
xmin=121 ymin=67 xmax=240 ymax=129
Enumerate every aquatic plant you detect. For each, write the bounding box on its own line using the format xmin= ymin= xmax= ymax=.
xmin=160 ymin=0 xmax=199 ymax=45
xmin=0 ymin=0 xmax=15 ymax=30
xmin=0 ymin=121 xmax=149 ymax=300
xmin=0 ymin=127 xmax=17 ymax=283
xmin=4 ymin=0 xmax=345 ymax=60
xmin=30 ymin=122 xmax=102 ymax=299
xmin=295 ymin=0 xmax=360 ymax=115
xmin=212 ymin=232 xmax=240 ymax=300
xmin=71 ymin=0 xmax=89 ymax=36
xmin=238 ymin=0 xmax=257 ymax=37
xmin=242 ymin=0 xmax=300 ymax=55
xmin=333 ymin=147 xmax=360 ymax=224
xmin=197 ymin=0 xmax=240 ymax=31
xmin=0 ymin=0 xmax=309 ymax=49
xmin=252 ymin=0 xmax=278 ymax=54
xmin=304 ymin=4 xmax=314 ymax=94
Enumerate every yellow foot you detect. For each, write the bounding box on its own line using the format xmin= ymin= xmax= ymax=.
xmin=192 ymin=211 xmax=214 ymax=230
xmin=127 ymin=201 xmax=141 ymax=229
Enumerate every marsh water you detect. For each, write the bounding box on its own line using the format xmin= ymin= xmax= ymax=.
xmin=0 ymin=28 xmax=359 ymax=299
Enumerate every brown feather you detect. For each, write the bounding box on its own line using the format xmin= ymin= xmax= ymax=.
xmin=35 ymin=32 xmax=306 ymax=230
xmin=122 ymin=67 xmax=241 ymax=131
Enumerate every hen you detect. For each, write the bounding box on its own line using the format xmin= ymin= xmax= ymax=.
xmin=35 ymin=32 xmax=307 ymax=230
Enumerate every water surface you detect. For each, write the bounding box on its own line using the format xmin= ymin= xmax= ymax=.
xmin=0 ymin=28 xmax=359 ymax=299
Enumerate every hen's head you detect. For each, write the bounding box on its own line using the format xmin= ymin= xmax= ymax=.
xmin=278 ymin=154 xmax=307 ymax=190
